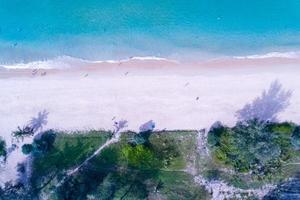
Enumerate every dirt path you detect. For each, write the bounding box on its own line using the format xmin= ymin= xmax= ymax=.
xmin=67 ymin=132 xmax=121 ymax=176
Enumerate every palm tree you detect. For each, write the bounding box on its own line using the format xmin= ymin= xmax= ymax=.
xmin=11 ymin=110 xmax=49 ymax=142
xmin=12 ymin=126 xmax=34 ymax=142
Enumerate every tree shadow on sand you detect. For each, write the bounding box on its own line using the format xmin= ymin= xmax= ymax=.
xmin=236 ymin=80 xmax=292 ymax=122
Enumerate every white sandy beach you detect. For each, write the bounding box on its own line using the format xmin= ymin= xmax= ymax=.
xmin=1 ymin=61 xmax=300 ymax=134
xmin=1 ymin=58 xmax=300 ymax=183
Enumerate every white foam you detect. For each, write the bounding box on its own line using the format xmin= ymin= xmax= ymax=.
xmin=93 ymin=56 xmax=179 ymax=65
xmin=0 ymin=56 xmax=87 ymax=70
xmin=1 ymin=51 xmax=299 ymax=70
xmin=234 ymin=51 xmax=300 ymax=59
xmin=0 ymin=56 xmax=179 ymax=70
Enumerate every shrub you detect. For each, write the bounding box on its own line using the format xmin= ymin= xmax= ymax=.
xmin=121 ymin=144 xmax=160 ymax=169
xmin=291 ymin=126 xmax=300 ymax=150
xmin=33 ymin=130 xmax=56 ymax=153
xmin=0 ymin=137 xmax=6 ymax=160
xmin=21 ymin=144 xmax=33 ymax=155
xmin=21 ymin=130 xmax=57 ymax=156
xmin=208 ymin=120 xmax=296 ymax=176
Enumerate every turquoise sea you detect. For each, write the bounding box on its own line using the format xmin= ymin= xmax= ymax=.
xmin=0 ymin=0 xmax=300 ymax=64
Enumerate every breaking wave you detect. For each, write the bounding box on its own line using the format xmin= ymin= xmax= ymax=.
xmin=1 ymin=51 xmax=300 ymax=70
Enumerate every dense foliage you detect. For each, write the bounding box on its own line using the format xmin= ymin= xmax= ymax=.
xmin=19 ymin=130 xmax=207 ymax=199
xmin=2 ymin=122 xmax=299 ymax=199
xmin=53 ymin=131 xmax=197 ymax=199
xmin=292 ymin=126 xmax=300 ymax=150
xmin=208 ymin=120 xmax=299 ymax=177
xmin=0 ymin=182 xmax=33 ymax=200
xmin=21 ymin=130 xmax=57 ymax=155
xmin=30 ymin=130 xmax=112 ymax=188
xmin=0 ymin=137 xmax=6 ymax=161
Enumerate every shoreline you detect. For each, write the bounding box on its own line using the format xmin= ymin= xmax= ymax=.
xmin=1 ymin=53 xmax=300 ymax=78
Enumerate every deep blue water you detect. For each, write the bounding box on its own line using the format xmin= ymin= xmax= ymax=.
xmin=1 ymin=0 xmax=300 ymax=63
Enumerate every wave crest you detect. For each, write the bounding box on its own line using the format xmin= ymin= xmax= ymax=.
xmin=233 ymin=51 xmax=300 ymax=59
xmin=0 ymin=56 xmax=179 ymax=69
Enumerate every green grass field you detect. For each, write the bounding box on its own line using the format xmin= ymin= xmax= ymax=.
xmin=23 ymin=123 xmax=300 ymax=199
xmin=30 ymin=129 xmax=209 ymax=200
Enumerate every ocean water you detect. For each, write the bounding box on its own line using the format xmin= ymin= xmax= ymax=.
xmin=0 ymin=0 xmax=300 ymax=64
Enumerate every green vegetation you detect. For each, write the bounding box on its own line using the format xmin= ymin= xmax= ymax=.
xmin=24 ymin=130 xmax=208 ymax=199
xmin=0 ymin=137 xmax=6 ymax=159
xmin=12 ymin=126 xmax=34 ymax=142
xmin=30 ymin=130 xmax=112 ymax=186
xmin=208 ymin=120 xmax=300 ymax=179
xmin=22 ymin=130 xmax=57 ymax=155
xmin=292 ymin=126 xmax=300 ymax=150
xmin=22 ymin=144 xmax=33 ymax=155
xmin=3 ymin=121 xmax=300 ymax=199
xmin=85 ymin=170 xmax=208 ymax=200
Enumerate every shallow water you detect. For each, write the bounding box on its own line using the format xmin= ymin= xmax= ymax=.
xmin=1 ymin=0 xmax=300 ymax=63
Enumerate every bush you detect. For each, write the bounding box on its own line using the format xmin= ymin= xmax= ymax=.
xmin=0 ymin=137 xmax=6 ymax=159
xmin=21 ymin=144 xmax=33 ymax=155
xmin=291 ymin=126 xmax=300 ymax=150
xmin=33 ymin=130 xmax=56 ymax=153
xmin=121 ymin=144 xmax=161 ymax=169
xmin=20 ymin=130 xmax=57 ymax=156
xmin=208 ymin=120 xmax=297 ymax=176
